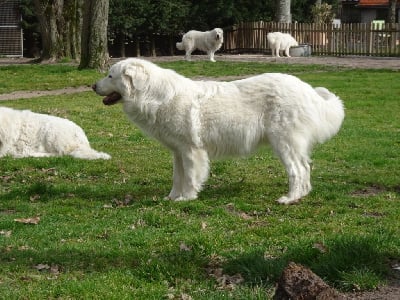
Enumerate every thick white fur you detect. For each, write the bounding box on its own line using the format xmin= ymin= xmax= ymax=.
xmin=267 ymin=32 xmax=299 ymax=57
xmin=176 ymin=28 xmax=223 ymax=62
xmin=93 ymin=58 xmax=344 ymax=204
xmin=0 ymin=106 xmax=110 ymax=160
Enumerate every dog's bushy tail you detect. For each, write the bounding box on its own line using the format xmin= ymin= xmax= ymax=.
xmin=314 ymin=87 xmax=345 ymax=143
xmin=176 ymin=42 xmax=184 ymax=50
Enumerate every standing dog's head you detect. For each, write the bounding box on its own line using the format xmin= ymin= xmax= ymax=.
xmin=213 ymin=28 xmax=224 ymax=43
xmin=92 ymin=58 xmax=150 ymax=105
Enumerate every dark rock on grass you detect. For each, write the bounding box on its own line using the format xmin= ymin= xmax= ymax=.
xmin=273 ymin=262 xmax=346 ymax=300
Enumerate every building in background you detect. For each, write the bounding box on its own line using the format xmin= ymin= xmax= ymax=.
xmin=0 ymin=0 xmax=22 ymax=57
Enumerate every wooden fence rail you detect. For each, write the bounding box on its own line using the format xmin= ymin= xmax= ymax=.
xmin=223 ymin=22 xmax=400 ymax=57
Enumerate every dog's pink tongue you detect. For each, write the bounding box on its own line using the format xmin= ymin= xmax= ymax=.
xmin=103 ymin=92 xmax=122 ymax=105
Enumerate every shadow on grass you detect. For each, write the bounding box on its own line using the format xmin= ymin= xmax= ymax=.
xmin=222 ymin=233 xmax=398 ymax=291
xmin=2 ymin=230 xmax=397 ymax=291
xmin=1 ymin=242 xmax=210 ymax=283
xmin=0 ymin=180 xmax=170 ymax=204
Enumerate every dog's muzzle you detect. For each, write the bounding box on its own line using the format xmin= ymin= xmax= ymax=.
xmin=92 ymin=84 xmax=122 ymax=106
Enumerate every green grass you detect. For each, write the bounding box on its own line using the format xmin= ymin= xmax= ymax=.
xmin=0 ymin=61 xmax=399 ymax=299
xmin=0 ymin=64 xmax=99 ymax=93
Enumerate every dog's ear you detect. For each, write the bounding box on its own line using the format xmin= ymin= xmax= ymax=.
xmin=123 ymin=63 xmax=148 ymax=91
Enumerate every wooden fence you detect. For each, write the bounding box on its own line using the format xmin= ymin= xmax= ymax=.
xmin=223 ymin=21 xmax=400 ymax=57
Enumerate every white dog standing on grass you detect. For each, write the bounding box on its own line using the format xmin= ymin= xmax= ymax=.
xmin=267 ymin=32 xmax=299 ymax=57
xmin=0 ymin=106 xmax=110 ymax=160
xmin=93 ymin=58 xmax=344 ymax=204
xmin=176 ymin=28 xmax=223 ymax=62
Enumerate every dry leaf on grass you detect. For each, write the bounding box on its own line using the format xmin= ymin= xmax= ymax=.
xmin=0 ymin=230 xmax=12 ymax=237
xmin=216 ymin=273 xmax=244 ymax=290
xmin=14 ymin=216 xmax=40 ymax=225
xmin=313 ymin=242 xmax=329 ymax=253
xmin=201 ymin=221 xmax=207 ymax=230
xmin=179 ymin=242 xmax=192 ymax=252
xmin=205 ymin=254 xmax=244 ymax=290
xmin=33 ymin=264 xmax=60 ymax=275
xmin=34 ymin=264 xmax=50 ymax=271
xmin=18 ymin=245 xmax=31 ymax=251
xmin=104 ymin=194 xmax=134 ymax=208
xmin=30 ymin=194 xmax=41 ymax=202
xmin=112 ymin=194 xmax=134 ymax=207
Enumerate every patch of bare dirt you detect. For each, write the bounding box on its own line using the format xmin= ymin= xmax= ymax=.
xmin=0 ymin=86 xmax=91 ymax=101
xmin=274 ymin=262 xmax=400 ymax=300
xmin=350 ymin=185 xmax=386 ymax=198
xmin=1 ymin=54 xmax=400 ymax=101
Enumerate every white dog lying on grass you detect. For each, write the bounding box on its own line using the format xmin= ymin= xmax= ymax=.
xmin=176 ymin=28 xmax=224 ymax=62
xmin=267 ymin=32 xmax=298 ymax=57
xmin=0 ymin=106 xmax=110 ymax=160
xmin=92 ymin=58 xmax=344 ymax=204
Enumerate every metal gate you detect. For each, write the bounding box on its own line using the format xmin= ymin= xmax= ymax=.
xmin=0 ymin=0 xmax=23 ymax=57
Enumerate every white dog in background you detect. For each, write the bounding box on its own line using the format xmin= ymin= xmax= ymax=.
xmin=0 ymin=106 xmax=110 ymax=160
xmin=93 ymin=58 xmax=344 ymax=204
xmin=267 ymin=32 xmax=299 ymax=57
xmin=176 ymin=28 xmax=224 ymax=62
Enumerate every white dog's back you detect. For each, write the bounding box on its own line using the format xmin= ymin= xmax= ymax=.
xmin=0 ymin=107 xmax=110 ymax=159
xmin=267 ymin=32 xmax=298 ymax=57
xmin=176 ymin=28 xmax=223 ymax=61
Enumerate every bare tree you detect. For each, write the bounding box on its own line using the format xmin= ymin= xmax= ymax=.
xmin=79 ymin=0 xmax=109 ymax=70
xmin=275 ymin=0 xmax=292 ymax=23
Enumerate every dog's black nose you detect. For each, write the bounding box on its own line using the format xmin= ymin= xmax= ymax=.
xmin=92 ymin=84 xmax=96 ymax=91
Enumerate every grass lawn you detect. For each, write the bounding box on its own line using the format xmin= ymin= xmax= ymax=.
xmin=0 ymin=60 xmax=399 ymax=299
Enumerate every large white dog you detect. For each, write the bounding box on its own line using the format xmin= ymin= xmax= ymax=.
xmin=92 ymin=58 xmax=344 ymax=204
xmin=0 ymin=106 xmax=110 ymax=160
xmin=267 ymin=32 xmax=299 ymax=57
xmin=176 ymin=28 xmax=223 ymax=62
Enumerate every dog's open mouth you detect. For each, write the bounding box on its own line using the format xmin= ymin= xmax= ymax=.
xmin=103 ymin=92 xmax=122 ymax=105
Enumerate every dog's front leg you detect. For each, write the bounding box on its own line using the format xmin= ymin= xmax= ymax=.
xmin=166 ymin=152 xmax=184 ymax=200
xmin=172 ymin=148 xmax=209 ymax=201
xmin=208 ymin=51 xmax=216 ymax=62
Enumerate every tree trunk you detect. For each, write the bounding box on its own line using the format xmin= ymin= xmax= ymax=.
xmin=33 ymin=0 xmax=82 ymax=62
xmin=168 ymin=34 xmax=174 ymax=56
xmin=150 ymin=34 xmax=156 ymax=57
xmin=116 ymin=31 xmax=126 ymax=58
xmin=275 ymin=0 xmax=292 ymax=23
xmin=33 ymin=0 xmax=61 ymax=61
xmin=66 ymin=0 xmax=83 ymax=60
xmin=388 ymin=0 xmax=397 ymax=23
xmin=134 ymin=35 xmax=141 ymax=57
xmin=79 ymin=0 xmax=109 ymax=70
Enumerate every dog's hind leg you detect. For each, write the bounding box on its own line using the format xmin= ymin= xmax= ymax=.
xmin=278 ymin=153 xmax=311 ymax=204
xmin=285 ymin=46 xmax=291 ymax=57
xmin=185 ymin=47 xmax=193 ymax=61
xmin=270 ymin=136 xmax=312 ymax=204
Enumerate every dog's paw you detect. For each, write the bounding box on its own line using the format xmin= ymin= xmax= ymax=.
xmin=164 ymin=194 xmax=198 ymax=201
xmin=174 ymin=195 xmax=198 ymax=201
xmin=276 ymin=196 xmax=300 ymax=205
